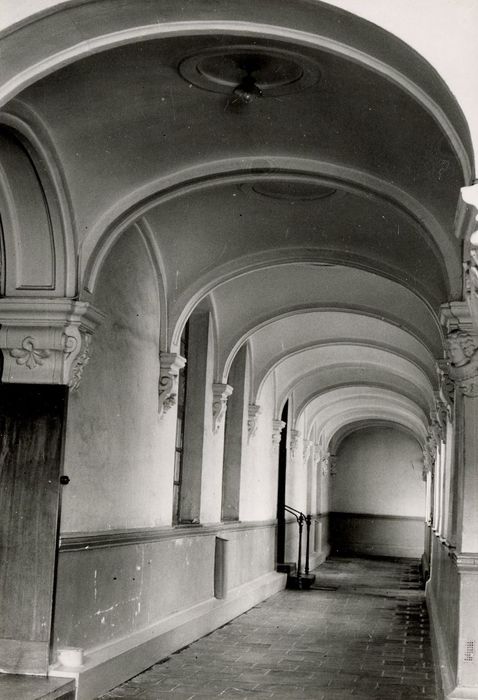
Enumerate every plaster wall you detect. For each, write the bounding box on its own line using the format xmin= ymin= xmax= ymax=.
xmin=332 ymin=427 xmax=425 ymax=517
xmin=61 ymin=228 xmax=173 ymax=532
xmin=52 ymin=523 xmax=279 ymax=674
xmin=330 ymin=427 xmax=425 ymax=557
xmin=239 ymin=373 xmax=278 ymax=521
xmin=427 ymin=535 xmax=460 ymax=693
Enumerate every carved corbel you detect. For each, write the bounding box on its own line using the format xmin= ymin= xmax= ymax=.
xmin=303 ymin=439 xmax=313 ymax=462
xmin=329 ymin=455 xmax=337 ymax=477
xmin=462 ymin=184 xmax=478 ymax=327
xmin=158 ymin=352 xmax=186 ymax=417
xmin=212 ymin=383 xmax=233 ymax=433
xmin=289 ymin=429 xmax=300 ymax=458
xmin=313 ymin=442 xmax=322 ymax=465
xmin=321 ymin=451 xmax=330 ymax=476
xmin=422 ymin=422 xmax=439 ymax=481
xmin=444 ymin=328 xmax=478 ymax=398
xmin=247 ymin=403 xmax=261 ymax=441
xmin=0 ymin=299 xmax=104 ymax=388
xmin=272 ymin=419 xmax=286 ymax=447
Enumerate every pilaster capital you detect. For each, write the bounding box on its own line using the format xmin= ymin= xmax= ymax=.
xmin=212 ymin=383 xmax=233 ymax=433
xmin=247 ymin=403 xmax=261 ymax=441
xmin=289 ymin=429 xmax=300 ymax=458
xmin=272 ymin=419 xmax=286 ymax=447
xmin=158 ymin=352 xmax=186 ymax=417
xmin=0 ymin=298 xmax=104 ymax=388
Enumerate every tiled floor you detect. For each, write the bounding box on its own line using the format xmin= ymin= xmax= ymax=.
xmin=98 ymin=556 xmax=438 ymax=700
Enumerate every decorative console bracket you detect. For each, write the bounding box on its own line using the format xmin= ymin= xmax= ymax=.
xmin=247 ymin=403 xmax=261 ymax=441
xmin=302 ymin=439 xmax=313 ymax=462
xmin=212 ymin=383 xmax=233 ymax=433
xmin=158 ymin=352 xmax=186 ymax=417
xmin=441 ymin=302 xmax=478 ymax=398
xmin=0 ymin=298 xmax=104 ymax=388
xmin=272 ymin=419 xmax=286 ymax=447
xmin=289 ymin=429 xmax=300 ymax=458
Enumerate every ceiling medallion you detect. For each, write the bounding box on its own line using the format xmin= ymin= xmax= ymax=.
xmin=178 ymin=45 xmax=320 ymax=98
xmin=244 ymin=180 xmax=337 ymax=202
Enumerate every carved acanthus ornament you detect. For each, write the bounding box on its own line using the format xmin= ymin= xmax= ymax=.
xmin=158 ymin=352 xmax=186 ymax=417
xmin=0 ymin=299 xmax=104 ymax=388
xmin=247 ymin=403 xmax=261 ymax=441
xmin=212 ymin=383 xmax=233 ymax=433
xmin=272 ymin=419 xmax=286 ymax=447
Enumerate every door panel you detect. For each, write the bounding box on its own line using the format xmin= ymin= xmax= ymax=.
xmin=0 ymin=384 xmax=67 ymax=675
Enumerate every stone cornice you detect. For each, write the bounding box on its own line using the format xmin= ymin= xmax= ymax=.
xmin=0 ymin=298 xmax=104 ymax=387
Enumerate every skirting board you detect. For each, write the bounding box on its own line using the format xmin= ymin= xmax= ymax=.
xmin=427 ymin=582 xmax=455 ymax=700
xmin=308 ymin=545 xmax=330 ymax=572
xmin=49 ymin=570 xmax=286 ymax=700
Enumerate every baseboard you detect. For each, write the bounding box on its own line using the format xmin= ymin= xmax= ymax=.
xmin=309 ymin=545 xmax=330 ymax=571
xmin=427 ymin=582 xmax=455 ymax=700
xmin=447 ymin=688 xmax=478 ymax=699
xmin=49 ymin=571 xmax=286 ymax=700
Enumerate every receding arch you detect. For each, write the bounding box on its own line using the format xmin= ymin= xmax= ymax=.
xmin=79 ymin=159 xmax=459 ymax=313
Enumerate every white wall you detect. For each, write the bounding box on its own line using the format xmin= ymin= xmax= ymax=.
xmin=332 ymin=426 xmax=424 ymax=516
xmin=61 ymin=227 xmax=174 ymax=532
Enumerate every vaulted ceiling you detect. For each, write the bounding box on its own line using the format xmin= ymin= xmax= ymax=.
xmin=0 ymin=0 xmax=474 ymax=449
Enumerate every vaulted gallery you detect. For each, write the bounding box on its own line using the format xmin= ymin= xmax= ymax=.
xmin=0 ymin=1 xmax=477 ymax=699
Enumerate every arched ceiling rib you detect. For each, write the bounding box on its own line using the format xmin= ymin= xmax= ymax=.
xmin=329 ymin=419 xmax=424 ymax=454
xmin=304 ymin=387 xmax=428 ymax=447
xmin=2 ymin=26 xmax=465 ymax=308
xmin=256 ymin=344 xmax=435 ymax=409
xmin=210 ymin=269 xmax=441 ymax=382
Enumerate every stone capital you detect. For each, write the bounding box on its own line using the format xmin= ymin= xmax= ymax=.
xmin=212 ymin=383 xmax=233 ymax=433
xmin=272 ymin=419 xmax=286 ymax=447
xmin=0 ymin=298 xmax=104 ymax=388
xmin=158 ymin=352 xmax=186 ymax=417
xmin=247 ymin=403 xmax=261 ymax=441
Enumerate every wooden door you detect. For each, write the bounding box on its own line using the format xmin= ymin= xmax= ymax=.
xmin=0 ymin=384 xmax=67 ymax=675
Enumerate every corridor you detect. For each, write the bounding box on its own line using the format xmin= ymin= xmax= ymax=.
xmin=98 ymin=557 xmax=438 ymax=700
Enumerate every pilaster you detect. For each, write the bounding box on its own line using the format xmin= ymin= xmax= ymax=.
xmin=0 ymin=298 xmax=104 ymax=388
xmin=441 ymin=301 xmax=478 ymax=552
